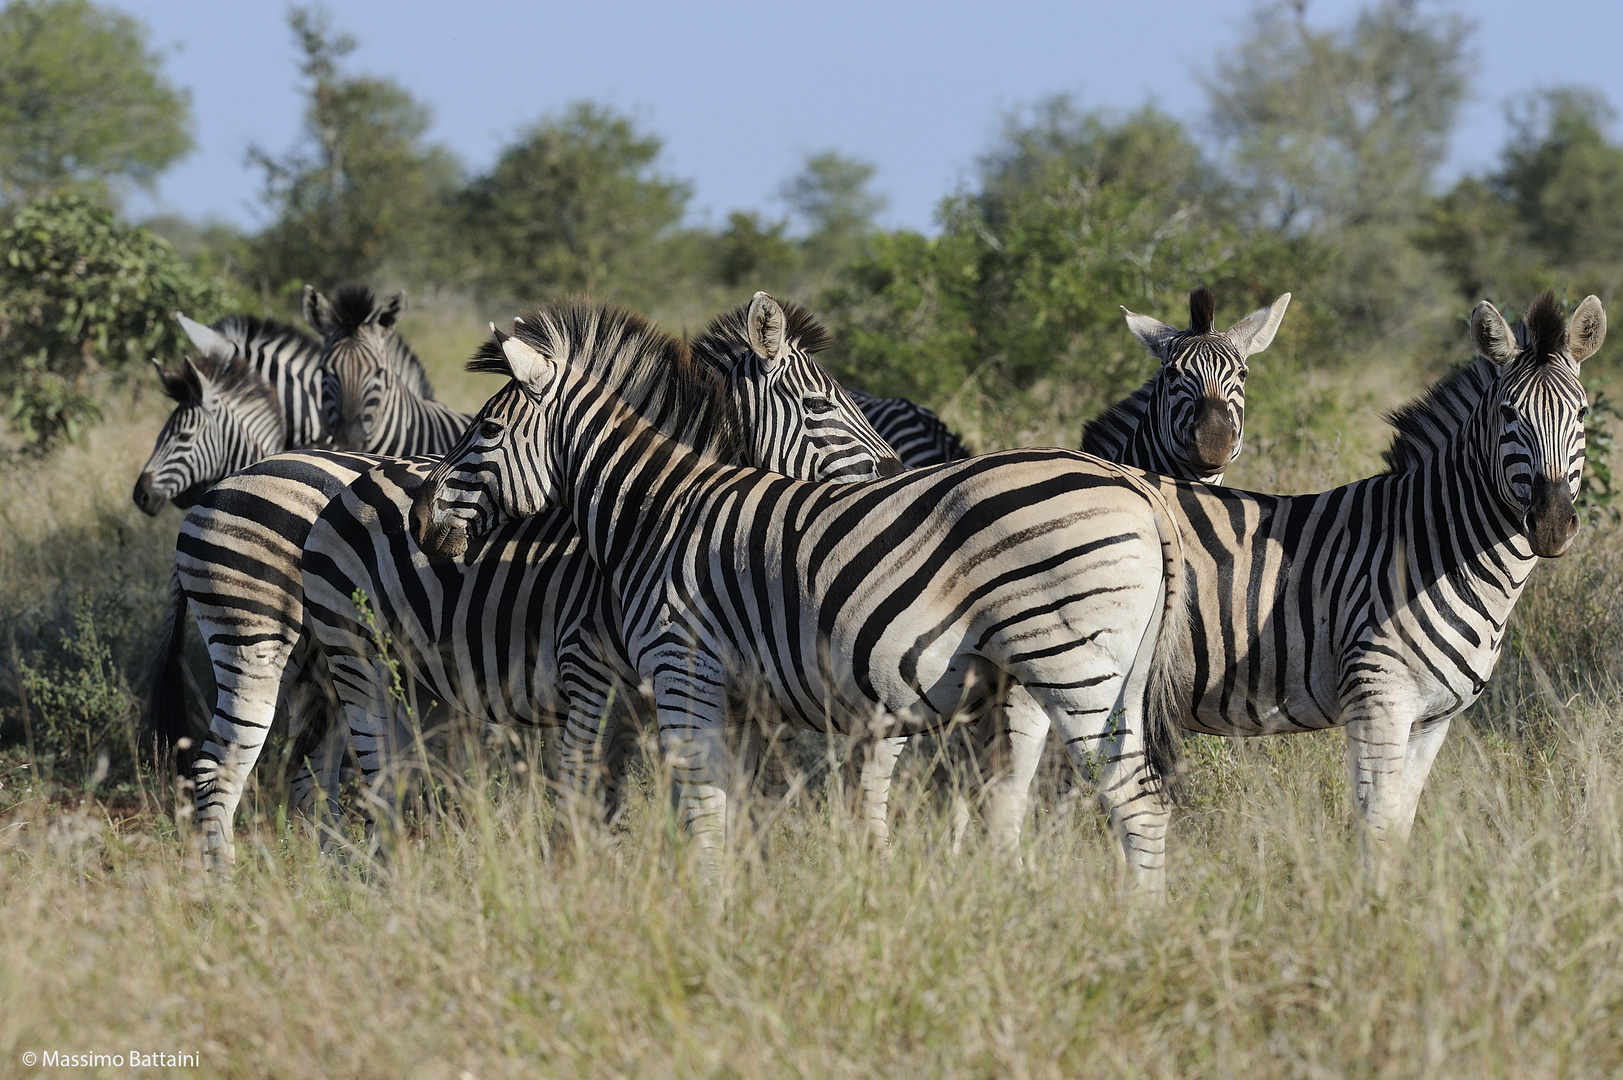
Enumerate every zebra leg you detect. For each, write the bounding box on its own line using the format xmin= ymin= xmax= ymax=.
xmin=850 ymin=734 xmax=907 ymax=844
xmin=190 ymin=634 xmax=301 ymax=871
xmin=979 ymin=686 xmax=1052 ymax=857
xmin=1392 ymin=714 xmax=1454 ymax=848
xmin=1344 ymin=705 xmax=1418 ymax=894
xmin=287 ymin=699 xmax=350 ymax=853
xmin=322 ymin=643 xmax=413 ymax=847
xmin=652 ymin=662 xmax=734 ymax=883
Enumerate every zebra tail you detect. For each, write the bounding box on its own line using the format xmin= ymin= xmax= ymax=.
xmin=145 ymin=567 xmax=193 ymax=774
xmin=1142 ymin=491 xmax=1192 ymax=798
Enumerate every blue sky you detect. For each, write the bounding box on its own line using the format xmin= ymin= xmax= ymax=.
xmin=113 ymin=0 xmax=1623 ymax=233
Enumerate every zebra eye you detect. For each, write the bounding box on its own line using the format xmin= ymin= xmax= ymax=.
xmin=1237 ymin=368 xmax=1249 ymax=383
xmin=1500 ymin=404 xmax=1518 ymax=425
xmin=803 ymin=395 xmax=836 ymax=415
xmin=477 ymin=419 xmax=504 ymax=441
xmin=1578 ymin=406 xmax=1591 ymax=421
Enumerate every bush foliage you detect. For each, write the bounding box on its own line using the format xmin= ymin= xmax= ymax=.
xmin=0 ymin=194 xmax=223 ymax=448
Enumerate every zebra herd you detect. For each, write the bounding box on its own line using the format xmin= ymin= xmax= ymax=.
xmin=135 ymin=280 xmax=1604 ymax=893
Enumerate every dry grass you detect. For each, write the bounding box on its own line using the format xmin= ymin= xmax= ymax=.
xmin=3 ymin=318 xmax=1623 ymax=1077
xmin=2 ymin=708 xmax=1622 ymax=1078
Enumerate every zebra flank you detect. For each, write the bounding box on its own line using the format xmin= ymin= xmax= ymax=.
xmin=305 ymin=284 xmax=473 ymax=456
xmin=299 ymin=293 xmax=898 ymax=815
xmin=1150 ymin=292 xmax=1602 ymax=872
xmin=413 ymin=301 xmax=1189 ymax=888
xmin=1083 ymin=286 xmax=1290 ymax=483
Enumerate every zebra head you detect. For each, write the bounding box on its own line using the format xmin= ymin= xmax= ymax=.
xmin=304 ymin=284 xmax=428 ymax=452
xmin=133 ymin=355 xmax=286 ymax=515
xmin=1471 ymin=292 xmax=1605 ymax=559
xmin=1121 ymin=286 xmax=1291 ymax=479
xmin=712 ymin=293 xmax=902 ymax=482
xmin=410 ymin=331 xmax=567 ymax=559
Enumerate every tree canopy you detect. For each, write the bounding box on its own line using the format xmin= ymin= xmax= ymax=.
xmin=0 ymin=0 xmax=192 ymax=205
xmin=245 ymin=5 xmax=461 ymax=296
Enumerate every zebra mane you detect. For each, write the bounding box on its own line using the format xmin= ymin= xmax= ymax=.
xmin=207 ymin=314 xmax=319 ymax=357
xmin=1518 ymin=291 xmax=1567 ymax=361
xmin=691 ymin=296 xmax=835 ymax=365
xmin=1080 ymin=379 xmax=1155 ymax=455
xmin=469 ymin=300 xmax=741 ymax=462
xmin=156 ymin=353 xmax=287 ymax=446
xmin=327 ymin=284 xmax=388 ymax=337
xmin=1188 ymin=285 xmax=1216 ymax=335
xmin=1380 ymin=358 xmax=1497 ymax=474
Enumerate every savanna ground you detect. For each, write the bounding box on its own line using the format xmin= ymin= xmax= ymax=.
xmin=2 ymin=295 xmax=1622 ymax=1078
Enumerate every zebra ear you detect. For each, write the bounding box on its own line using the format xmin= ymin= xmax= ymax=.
xmin=183 ymin=355 xmax=216 ymax=408
xmin=1226 ymin=293 xmax=1292 ymax=357
xmin=747 ymin=291 xmax=790 ymax=368
xmin=1122 ymin=307 xmax=1178 ymax=361
xmin=376 ymin=292 xmax=406 ymax=329
xmin=1567 ymin=295 xmax=1606 ymax=365
xmin=302 ymin=285 xmax=335 ymax=334
xmin=176 ymin=313 xmax=233 ymax=357
xmin=1471 ymin=300 xmax=1517 ymax=366
xmin=501 ymin=335 xmax=557 ymax=392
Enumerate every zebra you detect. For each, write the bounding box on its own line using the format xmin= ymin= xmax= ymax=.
xmin=1142 ymin=291 xmax=1603 ymax=887
xmin=843 ymin=386 xmax=970 ymax=468
xmin=148 ymin=449 xmax=390 ymax=868
xmin=133 ymin=355 xmax=288 ymax=515
xmin=856 ymin=285 xmax=1291 ymax=840
xmin=298 ymin=293 xmax=902 ymax=826
xmin=409 ymin=302 xmax=1191 ymax=889
xmin=133 ymin=314 xmax=328 ymax=514
xmin=303 ymin=284 xmax=472 ymax=456
xmin=1082 ymin=286 xmax=1291 ymax=484
xmin=175 ymin=313 xmax=329 ymax=449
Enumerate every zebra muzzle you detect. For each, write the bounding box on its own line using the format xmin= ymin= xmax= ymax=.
xmin=1525 ymin=474 xmax=1579 ymax=558
xmin=132 ymin=472 xmax=167 ymax=516
xmin=409 ymin=483 xmax=469 ymax=559
xmin=1189 ymin=396 xmax=1238 ymax=472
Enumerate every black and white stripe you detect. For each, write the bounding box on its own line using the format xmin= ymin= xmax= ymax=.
xmin=304 ymin=285 xmax=472 ymax=456
xmin=1148 ymin=292 xmax=1602 ymax=881
xmin=133 ymin=313 xmax=332 ymax=514
xmin=299 ymin=294 xmax=901 ymax=818
xmin=177 ymin=312 xmax=330 ymax=450
xmin=133 ymin=355 xmax=289 ymax=515
xmin=411 ymin=300 xmax=1190 ymax=888
xmin=1082 ymin=286 xmax=1291 ymax=483
xmin=843 ymin=386 xmax=970 ymax=468
xmin=147 ymin=449 xmax=387 ymax=868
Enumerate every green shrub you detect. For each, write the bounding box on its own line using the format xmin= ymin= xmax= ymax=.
xmin=0 ymin=193 xmax=223 ymax=449
xmin=16 ymin=600 xmax=135 ymax=785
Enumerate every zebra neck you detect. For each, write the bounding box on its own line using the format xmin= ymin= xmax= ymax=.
xmin=1083 ymin=377 xmax=1224 ymax=483
xmin=555 ymin=380 xmax=720 ymax=586
xmin=1406 ymin=438 xmax=1537 ymax=615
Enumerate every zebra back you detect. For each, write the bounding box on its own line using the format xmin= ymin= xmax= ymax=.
xmin=842 ymin=386 xmax=970 ymax=468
